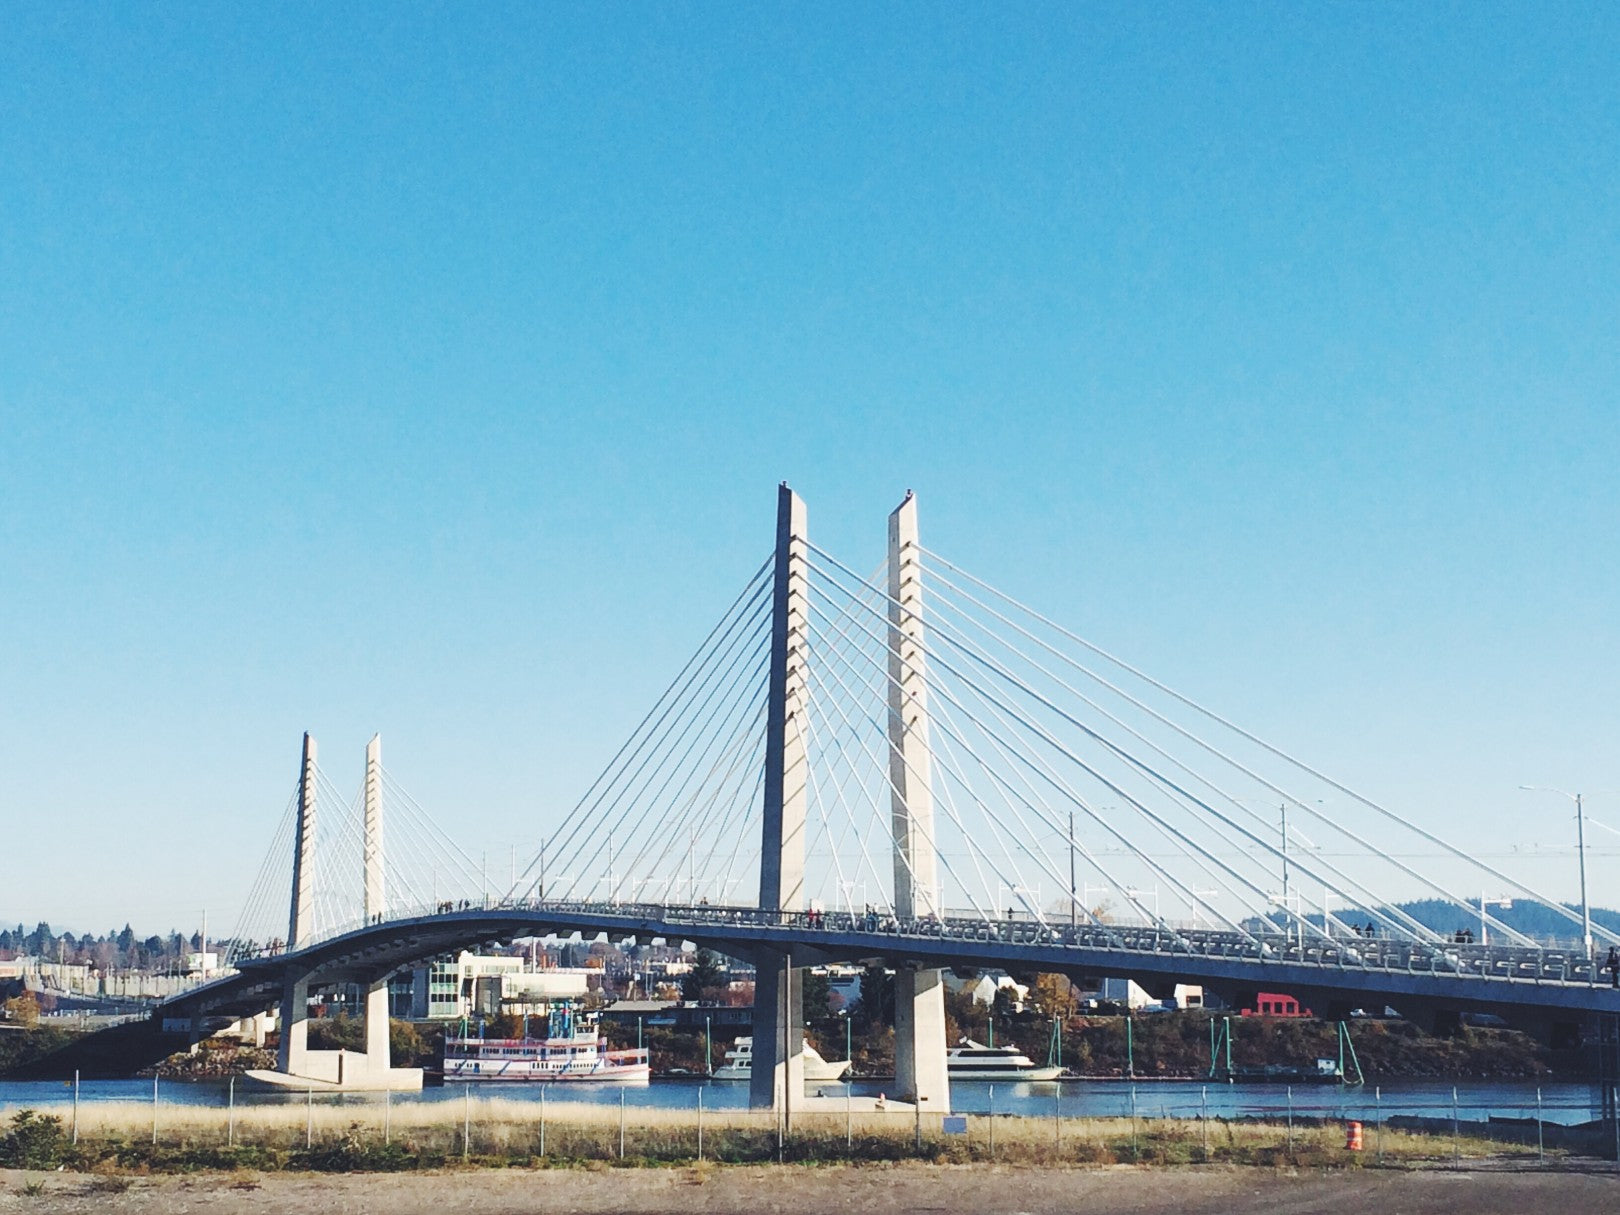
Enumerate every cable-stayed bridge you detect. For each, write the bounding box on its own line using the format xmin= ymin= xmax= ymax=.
xmin=162 ymin=486 xmax=1620 ymax=1114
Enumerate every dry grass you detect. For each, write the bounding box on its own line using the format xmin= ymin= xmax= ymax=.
xmin=3 ymin=1096 xmax=1561 ymax=1172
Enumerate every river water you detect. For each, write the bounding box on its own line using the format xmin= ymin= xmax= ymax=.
xmin=0 ymin=1076 xmax=1607 ymax=1126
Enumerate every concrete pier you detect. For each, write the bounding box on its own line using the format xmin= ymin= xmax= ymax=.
xmin=751 ymin=484 xmax=810 ymax=1112
xmin=888 ymin=492 xmax=950 ymax=1113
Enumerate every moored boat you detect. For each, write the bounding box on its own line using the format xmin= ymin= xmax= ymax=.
xmin=946 ymin=1038 xmax=1062 ymax=1081
xmin=712 ymin=1035 xmax=851 ymax=1081
xmin=444 ymin=1005 xmax=649 ymax=1082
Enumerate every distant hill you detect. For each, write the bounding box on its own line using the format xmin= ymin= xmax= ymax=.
xmin=1391 ymin=898 xmax=1620 ymax=945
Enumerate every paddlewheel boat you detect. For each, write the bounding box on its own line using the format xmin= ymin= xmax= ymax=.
xmin=443 ymin=1006 xmax=650 ymax=1082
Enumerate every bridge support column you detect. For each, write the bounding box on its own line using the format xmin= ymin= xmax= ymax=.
xmin=751 ymin=484 xmax=809 ymax=1113
xmin=276 ymin=976 xmax=311 ymax=1076
xmin=276 ymin=733 xmax=318 ymax=1076
xmin=361 ymin=734 xmax=392 ymax=1070
xmin=887 ymin=492 xmax=950 ymax=1113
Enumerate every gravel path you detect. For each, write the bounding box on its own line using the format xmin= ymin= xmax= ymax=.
xmin=5 ymin=1163 xmax=1620 ymax=1215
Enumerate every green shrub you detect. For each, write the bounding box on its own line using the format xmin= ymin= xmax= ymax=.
xmin=297 ymin=1124 xmax=418 ymax=1172
xmin=0 ymin=1110 xmax=67 ymax=1169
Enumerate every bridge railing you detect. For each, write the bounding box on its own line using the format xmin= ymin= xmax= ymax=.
xmin=223 ymin=896 xmax=1612 ymax=993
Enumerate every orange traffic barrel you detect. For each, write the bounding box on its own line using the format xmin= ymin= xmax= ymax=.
xmin=1345 ymin=1120 xmax=1363 ymax=1151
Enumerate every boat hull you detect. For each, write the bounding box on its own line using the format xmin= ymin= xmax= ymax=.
xmin=712 ymin=1060 xmax=850 ymax=1082
xmin=444 ymin=1064 xmax=650 ymax=1083
xmin=947 ymin=1066 xmax=1063 ymax=1082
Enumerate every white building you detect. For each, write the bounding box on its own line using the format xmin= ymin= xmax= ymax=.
xmin=408 ymin=953 xmax=592 ymax=1020
xmin=1099 ymin=978 xmax=1204 ymax=1010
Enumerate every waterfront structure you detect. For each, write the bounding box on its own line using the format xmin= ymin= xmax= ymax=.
xmin=713 ymin=1035 xmax=850 ymax=1082
xmin=887 ymin=491 xmax=950 ymax=1113
xmin=750 ymin=484 xmax=812 ymax=1113
xmin=443 ymin=1005 xmax=649 ymax=1082
xmin=158 ymin=487 xmax=1620 ymax=1128
xmin=253 ymin=734 xmax=421 ymax=1092
xmin=407 ymin=953 xmax=591 ymax=1020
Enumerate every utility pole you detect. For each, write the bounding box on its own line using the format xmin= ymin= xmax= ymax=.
xmin=1068 ymin=810 xmax=1077 ymax=929
xmin=1280 ymin=803 xmax=1291 ymax=945
xmin=1577 ymin=793 xmax=1591 ymax=955
xmin=1521 ymin=787 xmax=1594 ymax=955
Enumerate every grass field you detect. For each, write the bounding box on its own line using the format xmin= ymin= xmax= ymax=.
xmin=0 ymin=1096 xmax=1576 ymax=1173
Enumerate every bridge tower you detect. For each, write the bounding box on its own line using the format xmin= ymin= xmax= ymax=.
xmin=361 ymin=733 xmax=391 ymax=1070
xmin=275 ymin=732 xmax=318 ymax=1076
xmin=887 ymin=491 xmax=951 ymax=1113
xmin=750 ymin=483 xmax=810 ymax=1113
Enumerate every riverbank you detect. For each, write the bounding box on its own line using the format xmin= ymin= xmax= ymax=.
xmin=0 ymin=1013 xmax=1585 ymax=1084
xmin=0 ymin=1098 xmax=1604 ymax=1172
xmin=5 ymin=1162 xmax=1620 ymax=1214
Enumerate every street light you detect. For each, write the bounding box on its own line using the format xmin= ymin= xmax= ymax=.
xmin=1520 ymin=786 xmax=1591 ymax=955
xmin=1477 ymin=893 xmax=1513 ymax=947
xmin=1187 ymin=888 xmax=1218 ymax=928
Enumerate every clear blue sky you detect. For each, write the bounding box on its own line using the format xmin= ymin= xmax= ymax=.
xmin=2 ymin=4 xmax=1617 ymax=933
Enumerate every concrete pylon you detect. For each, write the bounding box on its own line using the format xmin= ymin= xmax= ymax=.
xmin=362 ymin=734 xmax=390 ymax=1067
xmin=751 ymin=483 xmax=809 ymax=1113
xmin=887 ymin=491 xmax=951 ymax=1113
xmin=276 ymin=732 xmax=318 ymax=1076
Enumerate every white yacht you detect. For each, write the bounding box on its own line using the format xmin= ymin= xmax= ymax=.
xmin=713 ymin=1035 xmax=851 ymax=1081
xmin=946 ymin=1038 xmax=1062 ymax=1081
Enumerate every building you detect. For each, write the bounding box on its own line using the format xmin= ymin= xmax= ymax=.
xmin=404 ymin=952 xmax=593 ymax=1021
xmin=1099 ymin=978 xmax=1205 ymax=1010
xmin=1241 ymin=992 xmax=1311 ymax=1017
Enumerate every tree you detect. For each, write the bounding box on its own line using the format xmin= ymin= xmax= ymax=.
xmin=682 ymin=949 xmax=727 ymax=1003
xmin=801 ymin=969 xmax=832 ymax=1017
xmin=1030 ymin=973 xmax=1074 ymax=1018
xmin=2 ymin=993 xmax=40 ymax=1027
xmin=854 ymin=963 xmax=894 ymax=1028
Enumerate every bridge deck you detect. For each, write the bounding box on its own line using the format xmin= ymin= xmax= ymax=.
xmin=163 ymin=901 xmax=1620 ymax=1025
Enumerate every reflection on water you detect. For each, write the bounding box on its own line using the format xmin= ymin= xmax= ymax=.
xmin=0 ymin=1076 xmax=1606 ymax=1125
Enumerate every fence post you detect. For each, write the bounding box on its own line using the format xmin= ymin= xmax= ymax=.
xmin=698 ymin=1087 xmax=705 ymax=1161
xmin=1053 ymin=1087 xmax=1061 ymax=1154
xmin=988 ymin=1085 xmax=995 ymax=1161
xmin=1458 ymin=1082 xmax=1470 ymax=1172
xmin=72 ymin=1070 xmax=79 ymax=1145
xmin=539 ymin=1086 xmax=547 ymax=1159
xmin=1201 ymin=1085 xmax=1208 ymax=1160
xmin=152 ymin=1075 xmax=159 ymax=1146
xmin=1286 ymin=1086 xmax=1294 ymax=1160
xmin=845 ymin=1082 xmax=851 ymax=1152
xmin=227 ymin=1076 xmax=235 ymax=1147
xmin=619 ymin=1089 xmax=626 ymax=1160
xmin=1537 ymin=1087 xmax=1544 ymax=1167
xmin=306 ymin=1084 xmax=313 ymax=1150
xmin=463 ymin=1083 xmax=471 ymax=1162
xmin=1375 ymin=1085 xmax=1383 ymax=1165
xmin=1131 ymin=1084 xmax=1138 ymax=1159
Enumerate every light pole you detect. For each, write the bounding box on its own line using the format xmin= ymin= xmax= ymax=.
xmin=1279 ymin=804 xmax=1291 ymax=945
xmin=1477 ymin=892 xmax=1512 ymax=946
xmin=1124 ymin=887 xmax=1160 ymax=925
xmin=1068 ymin=810 xmax=1077 ymax=929
xmin=1187 ymin=888 xmax=1218 ymax=929
xmin=1521 ymin=786 xmax=1591 ymax=954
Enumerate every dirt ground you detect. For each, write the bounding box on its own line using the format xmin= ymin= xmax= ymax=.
xmin=5 ymin=1164 xmax=1620 ymax=1215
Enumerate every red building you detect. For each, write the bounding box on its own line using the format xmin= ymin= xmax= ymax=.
xmin=1241 ymin=992 xmax=1312 ymax=1017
